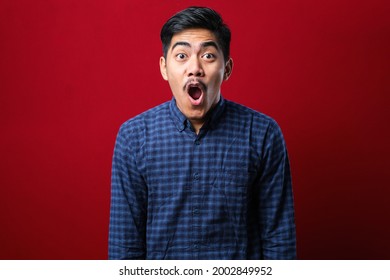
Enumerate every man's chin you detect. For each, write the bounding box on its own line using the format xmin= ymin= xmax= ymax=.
xmin=188 ymin=113 xmax=206 ymax=122
xmin=184 ymin=109 xmax=207 ymax=122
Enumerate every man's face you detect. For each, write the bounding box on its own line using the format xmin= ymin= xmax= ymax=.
xmin=160 ymin=28 xmax=233 ymax=128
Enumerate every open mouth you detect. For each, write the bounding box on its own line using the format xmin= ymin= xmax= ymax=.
xmin=185 ymin=81 xmax=206 ymax=106
xmin=188 ymin=85 xmax=202 ymax=100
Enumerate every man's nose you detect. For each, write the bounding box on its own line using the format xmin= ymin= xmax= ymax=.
xmin=187 ymin=56 xmax=204 ymax=77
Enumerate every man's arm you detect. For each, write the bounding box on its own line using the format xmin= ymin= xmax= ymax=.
xmin=257 ymin=121 xmax=296 ymax=259
xmin=108 ymin=125 xmax=147 ymax=259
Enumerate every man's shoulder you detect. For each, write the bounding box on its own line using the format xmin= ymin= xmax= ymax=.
xmin=120 ymin=101 xmax=170 ymax=128
xmin=223 ymin=99 xmax=286 ymax=147
xmin=117 ymin=101 xmax=170 ymax=137
xmin=224 ymin=99 xmax=277 ymax=127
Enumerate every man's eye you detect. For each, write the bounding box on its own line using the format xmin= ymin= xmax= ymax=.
xmin=202 ymin=53 xmax=215 ymax=60
xmin=176 ymin=53 xmax=186 ymax=60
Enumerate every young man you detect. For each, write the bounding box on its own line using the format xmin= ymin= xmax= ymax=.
xmin=109 ymin=7 xmax=296 ymax=259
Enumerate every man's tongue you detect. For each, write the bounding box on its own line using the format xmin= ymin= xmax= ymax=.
xmin=189 ymin=87 xmax=202 ymax=100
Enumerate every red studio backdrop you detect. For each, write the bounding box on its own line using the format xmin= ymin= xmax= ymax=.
xmin=1 ymin=0 xmax=389 ymax=259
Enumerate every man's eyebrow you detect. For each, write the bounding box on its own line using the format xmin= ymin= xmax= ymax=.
xmin=200 ymin=41 xmax=220 ymax=50
xmin=171 ymin=41 xmax=191 ymax=51
xmin=170 ymin=41 xmax=220 ymax=52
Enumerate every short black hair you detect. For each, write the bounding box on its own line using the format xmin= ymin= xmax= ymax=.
xmin=160 ymin=6 xmax=231 ymax=62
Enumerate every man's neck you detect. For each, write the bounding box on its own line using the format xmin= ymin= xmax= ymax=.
xmin=190 ymin=120 xmax=204 ymax=135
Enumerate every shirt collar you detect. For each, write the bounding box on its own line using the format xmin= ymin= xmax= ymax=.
xmin=169 ymin=96 xmax=226 ymax=132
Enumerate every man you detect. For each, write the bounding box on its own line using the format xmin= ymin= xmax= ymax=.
xmin=109 ymin=6 xmax=296 ymax=259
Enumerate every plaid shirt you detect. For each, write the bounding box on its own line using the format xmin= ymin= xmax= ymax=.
xmin=109 ymin=96 xmax=296 ymax=259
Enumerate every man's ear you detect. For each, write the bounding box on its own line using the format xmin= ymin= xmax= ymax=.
xmin=160 ymin=56 xmax=168 ymax=81
xmin=223 ymin=58 xmax=233 ymax=81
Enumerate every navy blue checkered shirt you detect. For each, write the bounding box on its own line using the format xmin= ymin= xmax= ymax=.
xmin=109 ymin=96 xmax=296 ymax=259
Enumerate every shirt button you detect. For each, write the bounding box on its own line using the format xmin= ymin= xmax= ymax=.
xmin=193 ymin=208 xmax=199 ymax=214
xmin=194 ymin=140 xmax=200 ymax=145
xmin=193 ymin=172 xmax=199 ymax=180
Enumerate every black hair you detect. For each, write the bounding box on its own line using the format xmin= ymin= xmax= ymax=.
xmin=160 ymin=6 xmax=231 ymax=62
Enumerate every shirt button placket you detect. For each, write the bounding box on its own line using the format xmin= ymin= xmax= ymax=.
xmin=192 ymin=137 xmax=202 ymax=258
xmin=193 ymin=172 xmax=199 ymax=181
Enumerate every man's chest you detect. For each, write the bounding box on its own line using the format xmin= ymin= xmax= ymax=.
xmin=142 ymin=131 xmax=260 ymax=195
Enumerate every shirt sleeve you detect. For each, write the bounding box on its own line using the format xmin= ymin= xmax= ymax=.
xmin=108 ymin=125 xmax=147 ymax=259
xmin=257 ymin=121 xmax=296 ymax=259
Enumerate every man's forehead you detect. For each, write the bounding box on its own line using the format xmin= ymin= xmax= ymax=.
xmin=170 ymin=28 xmax=218 ymax=47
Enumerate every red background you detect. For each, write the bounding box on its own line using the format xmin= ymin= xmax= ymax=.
xmin=1 ymin=0 xmax=389 ymax=259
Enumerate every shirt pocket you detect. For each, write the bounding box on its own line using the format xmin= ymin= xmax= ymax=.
xmin=219 ymin=169 xmax=255 ymax=222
